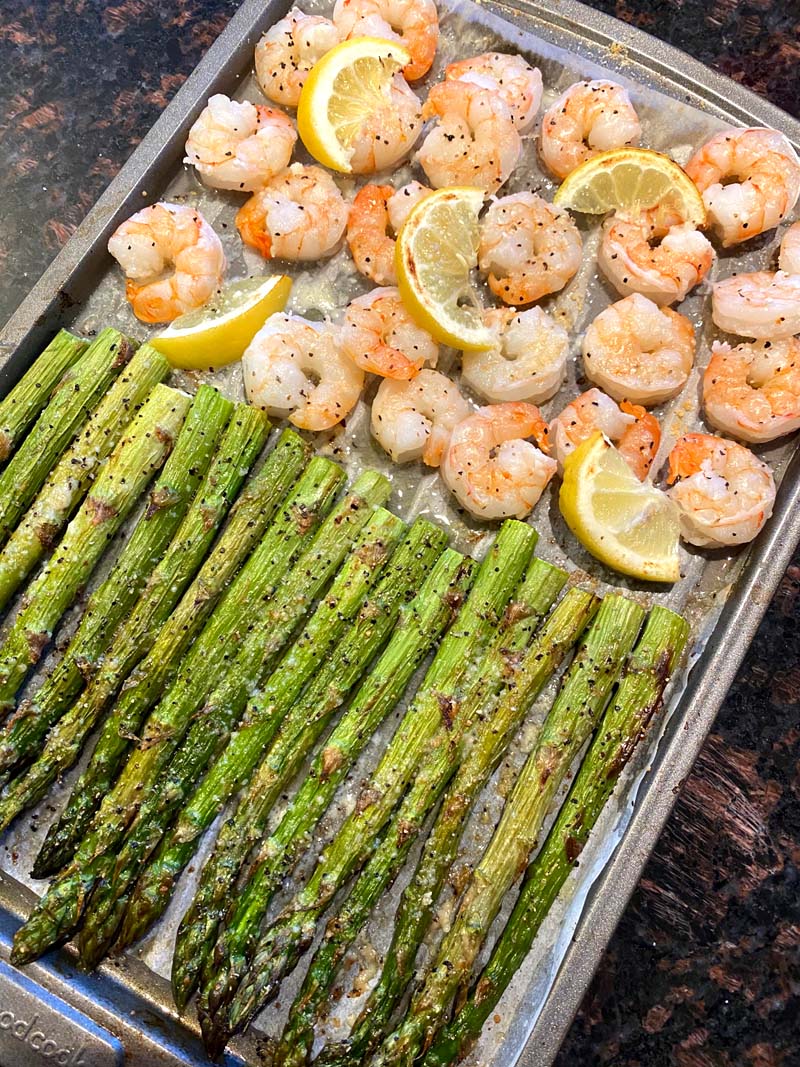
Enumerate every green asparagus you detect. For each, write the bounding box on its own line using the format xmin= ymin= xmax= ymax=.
xmin=0 ymin=345 xmax=172 ymax=612
xmin=0 ymin=331 xmax=87 ymax=463
xmin=0 ymin=384 xmax=190 ymax=714
xmin=32 ymin=429 xmax=305 ymax=877
xmin=423 ymin=606 xmax=690 ymax=1067
xmin=369 ymin=594 xmax=647 ymax=1067
xmin=174 ymin=549 xmax=473 ymax=1015
xmin=0 ymin=329 xmax=134 ymax=547
xmin=217 ymin=520 xmax=537 ymax=1053
xmin=0 ymin=401 xmax=268 ymax=832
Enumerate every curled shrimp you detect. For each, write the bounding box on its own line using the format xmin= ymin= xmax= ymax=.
xmin=339 ymin=286 xmax=438 ymax=380
xmin=462 ymin=307 xmax=568 ymax=404
xmin=342 ymin=72 xmax=422 ymax=174
xmin=444 ymin=52 xmax=543 ymax=133
xmin=371 ymin=370 xmax=470 ymax=465
xmin=712 ymin=270 xmax=800 ymax=340
xmin=478 ymin=192 xmax=582 ymax=305
xmin=539 ymin=80 xmax=641 ymax=180
xmin=183 ymin=94 xmax=297 ymax=192
xmin=779 ymin=222 xmax=800 ymax=274
xmin=332 ymin=0 xmax=438 ymax=80
xmin=582 ymin=293 xmax=696 ymax=406
xmin=598 ymin=208 xmax=715 ymax=305
xmin=255 ymin=8 xmax=341 ymax=108
xmin=666 ymin=432 xmax=775 ymax=547
xmin=417 ymin=80 xmax=521 ymax=194
xmin=684 ymin=127 xmax=800 ymax=247
xmin=550 ymin=388 xmax=661 ymax=480
xmin=242 ymin=313 xmax=363 ymax=431
xmin=440 ymin=402 xmax=556 ymax=521
xmin=702 ymin=338 xmax=800 ymax=444
xmin=107 ymin=202 xmax=225 ymax=324
xmin=236 ymin=164 xmax=348 ymax=262
xmin=346 ymin=181 xmax=430 ymax=286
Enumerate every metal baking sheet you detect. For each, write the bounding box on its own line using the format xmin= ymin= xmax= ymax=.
xmin=0 ymin=0 xmax=799 ymax=1065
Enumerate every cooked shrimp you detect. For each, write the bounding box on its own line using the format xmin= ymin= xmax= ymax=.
xmin=712 ymin=270 xmax=800 ymax=340
xmin=702 ymin=338 xmax=800 ymax=443
xmin=778 ymin=222 xmax=800 ymax=274
xmin=371 ymin=370 xmax=470 ymax=464
xmin=462 ymin=307 xmax=568 ymax=404
xmin=417 ymin=80 xmax=521 ymax=194
xmin=478 ymin=192 xmax=582 ymax=305
xmin=346 ymin=181 xmax=430 ymax=285
xmin=183 ymin=94 xmax=296 ymax=192
xmin=444 ymin=52 xmax=543 ymax=132
xmin=598 ymin=208 xmax=715 ymax=305
xmin=107 ymin=202 xmax=225 ymax=324
xmin=550 ymin=388 xmax=661 ymax=480
xmin=332 ymin=0 xmax=438 ymax=80
xmin=236 ymin=164 xmax=348 ymax=261
xmin=440 ymin=402 xmax=556 ymax=520
xmin=666 ymin=432 xmax=775 ymax=547
xmin=684 ymin=127 xmax=800 ymax=247
xmin=339 ymin=286 xmax=438 ymax=380
xmin=242 ymin=313 xmax=363 ymax=431
xmin=582 ymin=293 xmax=695 ymax=406
xmin=255 ymin=8 xmax=341 ymax=108
xmin=539 ymin=80 xmax=641 ymax=180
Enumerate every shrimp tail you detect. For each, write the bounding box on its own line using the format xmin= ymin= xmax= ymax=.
xmin=618 ymin=400 xmax=661 ymax=480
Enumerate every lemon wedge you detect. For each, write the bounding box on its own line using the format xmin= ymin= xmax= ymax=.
xmin=395 ymin=186 xmax=492 ymax=351
xmin=553 ymin=147 xmax=706 ymax=226
xmin=560 ymin=432 xmax=680 ymax=583
xmin=150 ymin=275 xmax=292 ymax=370
xmin=297 ymin=37 xmax=411 ymax=173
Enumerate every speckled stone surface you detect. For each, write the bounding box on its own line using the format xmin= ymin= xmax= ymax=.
xmin=0 ymin=2 xmax=798 ymax=1065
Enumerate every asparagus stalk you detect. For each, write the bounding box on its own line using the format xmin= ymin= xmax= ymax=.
xmin=369 ymin=594 xmax=647 ymax=1067
xmin=319 ymin=585 xmax=599 ymax=1067
xmin=0 ymin=401 xmax=269 ymax=831
xmin=219 ymin=520 xmax=537 ymax=1051
xmin=31 ymin=429 xmax=306 ymax=877
xmin=113 ymin=516 xmax=439 ymax=963
xmin=0 ymin=331 xmax=87 ymax=463
xmin=423 ymin=606 xmax=690 ymax=1067
xmin=10 ymin=457 xmax=347 ymax=966
xmin=0 ymin=345 xmax=172 ymax=612
xmin=277 ymin=560 xmax=573 ymax=1067
xmin=0 ymin=385 xmax=190 ymax=714
xmin=78 ymin=502 xmax=404 ymax=966
xmin=0 ymin=383 xmax=235 ymax=780
xmin=174 ymin=549 xmax=474 ymax=1016
xmin=0 ymin=329 xmax=135 ymax=547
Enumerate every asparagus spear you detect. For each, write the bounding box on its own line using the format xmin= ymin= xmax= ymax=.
xmin=0 ymin=401 xmax=269 ymax=829
xmin=174 ymin=549 xmax=474 ymax=1015
xmin=218 ymin=520 xmax=537 ymax=1052
xmin=319 ymin=585 xmax=599 ymax=1067
xmin=423 ymin=606 xmax=690 ymax=1067
xmin=277 ymin=559 xmax=573 ymax=1067
xmin=0 ymin=329 xmax=134 ymax=547
xmin=0 ymin=345 xmax=172 ymax=612
xmin=32 ymin=429 xmax=306 ymax=877
xmin=0 ymin=384 xmax=190 ymax=714
xmin=0 ymin=331 xmax=87 ymax=463
xmin=368 ymin=594 xmax=647 ymax=1067
xmin=78 ymin=503 xmax=405 ymax=966
xmin=115 ymin=518 xmax=446 ymax=963
xmin=9 ymin=459 xmax=348 ymax=965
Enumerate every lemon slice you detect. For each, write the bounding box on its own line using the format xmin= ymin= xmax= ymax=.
xmin=395 ymin=186 xmax=492 ymax=351
xmin=150 ymin=275 xmax=292 ymax=370
xmin=297 ymin=37 xmax=411 ymax=173
xmin=553 ymin=147 xmax=706 ymax=226
xmin=560 ymin=432 xmax=680 ymax=583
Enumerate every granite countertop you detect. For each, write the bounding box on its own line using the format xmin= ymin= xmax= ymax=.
xmin=1 ymin=2 xmax=798 ymax=1064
